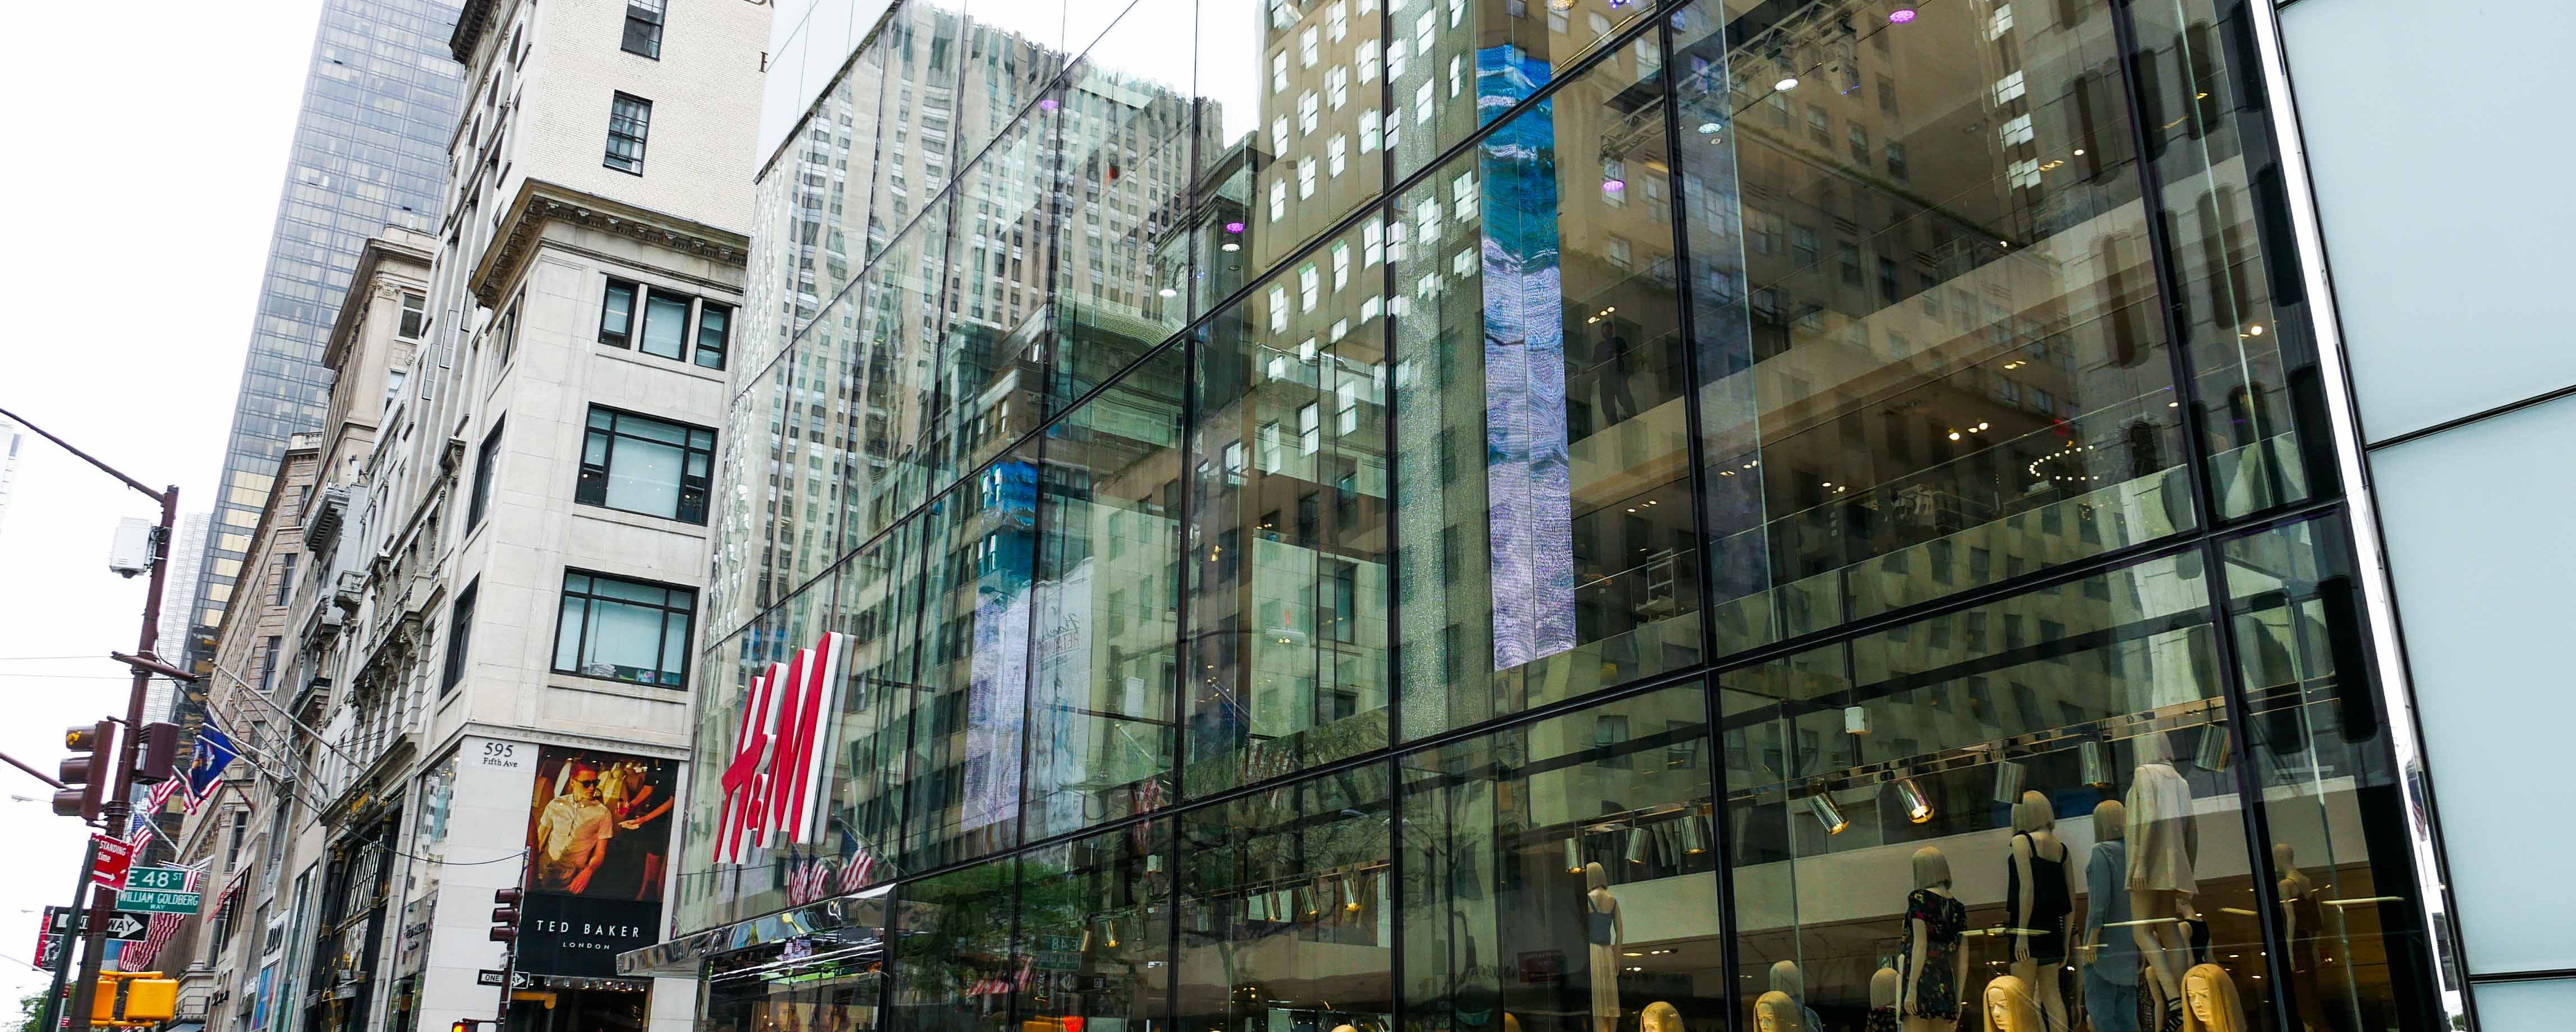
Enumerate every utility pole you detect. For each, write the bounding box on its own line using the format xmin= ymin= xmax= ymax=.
xmin=0 ymin=404 xmax=180 ymax=1032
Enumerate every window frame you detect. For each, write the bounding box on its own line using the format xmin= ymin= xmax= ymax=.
xmin=574 ymin=404 xmax=716 ymax=524
xmin=622 ymin=0 xmax=664 ymax=59
xmin=467 ymin=421 xmax=503 ymax=529
xmin=442 ymin=579 xmax=479 ymax=693
xmin=550 ymin=569 xmax=697 ymax=688
xmin=597 ymin=276 xmax=728 ymax=369
xmin=605 ymin=93 xmax=651 ymax=174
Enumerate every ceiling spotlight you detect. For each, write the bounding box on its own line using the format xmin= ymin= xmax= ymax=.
xmin=1603 ymin=178 xmax=1627 ymax=192
xmin=1159 ymin=287 xmax=1178 ymax=297
xmin=2247 ymin=324 xmax=2265 ymax=335
xmin=1040 ymin=98 xmax=1060 ymax=110
xmin=1775 ymin=76 xmax=1801 ymax=91
xmin=2073 ymin=148 xmax=2087 ymax=156
xmin=1807 ymin=788 xmax=1850 ymax=836
xmin=1888 ymin=8 xmax=1918 ymax=22
xmin=1225 ymin=221 xmax=1245 ymax=234
xmin=1894 ymin=776 xmax=1935 ymax=824
xmin=1697 ymin=122 xmax=1723 ymax=135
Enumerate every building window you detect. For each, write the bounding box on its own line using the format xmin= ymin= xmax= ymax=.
xmin=443 ymin=580 xmax=477 ymax=693
xmin=259 ymin=635 xmax=280 ymax=693
xmin=397 ymin=292 xmax=427 ymax=339
xmin=600 ymin=279 xmax=636 ymax=347
xmin=468 ymin=422 xmax=503 ymax=529
xmin=622 ymin=0 xmax=664 ymax=59
xmin=694 ymin=303 xmax=730 ymax=369
xmin=641 ymin=290 xmax=691 ymax=360
xmin=553 ymin=570 xmax=695 ymax=687
xmin=275 ymin=552 xmax=296 ymax=606
xmin=598 ymin=278 xmax=728 ymax=368
xmin=605 ymin=94 xmax=651 ymax=173
xmin=575 ymin=407 xmax=714 ymax=524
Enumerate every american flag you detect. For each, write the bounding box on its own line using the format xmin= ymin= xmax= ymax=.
xmin=123 ymin=777 xmax=185 ymax=849
xmin=116 ymin=862 xmax=205 ymax=971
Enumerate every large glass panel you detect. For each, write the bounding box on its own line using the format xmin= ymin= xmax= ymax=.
xmin=845 ymin=195 xmax=955 ymax=546
xmin=889 ymin=858 xmax=1023 ymax=1031
xmin=946 ymin=95 xmax=1059 ymax=477
xmin=1045 ymin=0 xmax=1197 ymax=416
xmin=1393 ymin=52 xmax=1701 ymax=741
xmin=1192 ymin=0 xmax=1387 ymax=312
xmin=1399 ymin=685 xmax=1725 ymax=1032
xmin=1027 ymin=365 xmax=1184 ymax=842
xmin=1189 ymin=244 xmax=1392 ymax=795
xmin=1675 ymin=0 xmax=2195 ymax=661
xmin=1177 ymin=762 xmax=1392 ymax=1032
xmin=825 ymin=526 xmax=924 ymax=895
xmin=1390 ymin=0 xmax=1665 ymax=181
xmin=675 ymin=570 xmax=835 ymax=933
xmin=905 ymin=440 xmax=1041 ymax=870
xmin=1724 ymin=549 xmax=2284 ymax=1032
xmin=2223 ymin=518 xmax=2437 ymax=1030
xmin=1014 ymin=820 xmax=1175 ymax=1032
xmin=2128 ymin=0 xmax=2315 ymax=518
xmin=858 ymin=1 xmax=974 ymax=260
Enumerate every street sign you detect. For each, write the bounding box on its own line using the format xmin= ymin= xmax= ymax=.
xmin=114 ymin=890 xmax=201 ymax=915
xmin=89 ymin=835 xmax=134 ymax=891
xmin=124 ymin=867 xmax=190 ymax=892
xmin=34 ymin=934 xmax=60 ymax=970
xmin=42 ymin=906 xmax=80 ymax=936
xmin=102 ymin=913 xmax=149 ymax=942
xmin=475 ymin=970 xmax=531 ymax=989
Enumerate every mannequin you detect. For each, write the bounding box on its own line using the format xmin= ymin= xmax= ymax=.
xmin=1755 ymin=991 xmax=1808 ymax=1032
xmin=2081 ymin=800 xmax=2142 ymax=1032
xmin=2126 ymin=734 xmax=2200 ymax=1031
xmin=1980 ymin=975 xmax=2042 ymax=1032
xmin=2178 ymin=964 xmax=2247 ymax=1032
xmin=1770 ymin=960 xmax=1825 ymax=1032
xmin=1640 ymin=1001 xmax=1683 ymax=1032
xmin=1869 ymin=965 xmax=1903 ymax=1032
xmin=1585 ymin=861 xmax=1625 ymax=1032
xmin=1899 ymin=846 xmax=1969 ymax=1030
xmin=2004 ymin=790 xmax=2076 ymax=1032
xmin=2275 ymin=843 xmax=2329 ymax=1032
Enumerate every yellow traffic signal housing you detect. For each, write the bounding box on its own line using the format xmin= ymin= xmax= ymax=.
xmin=119 ymin=976 xmax=177 ymax=1022
xmin=93 ymin=970 xmax=178 ymax=1025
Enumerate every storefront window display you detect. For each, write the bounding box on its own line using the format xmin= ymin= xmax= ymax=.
xmin=670 ymin=3 xmax=2451 ymax=1032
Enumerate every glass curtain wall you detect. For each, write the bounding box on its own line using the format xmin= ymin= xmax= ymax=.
xmin=683 ymin=3 xmax=2444 ymax=1032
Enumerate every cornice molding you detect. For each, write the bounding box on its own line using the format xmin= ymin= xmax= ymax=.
xmin=450 ymin=0 xmax=502 ymax=64
xmin=468 ymin=178 xmax=751 ymax=309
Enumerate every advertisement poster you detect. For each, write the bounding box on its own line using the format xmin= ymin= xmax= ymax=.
xmin=518 ymin=747 xmax=678 ymax=976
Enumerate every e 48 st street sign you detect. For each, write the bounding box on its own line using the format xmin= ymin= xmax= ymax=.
xmin=125 ymin=867 xmax=191 ymax=891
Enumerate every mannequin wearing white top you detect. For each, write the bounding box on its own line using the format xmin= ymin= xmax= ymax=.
xmin=2127 ymin=733 xmax=2200 ymax=1029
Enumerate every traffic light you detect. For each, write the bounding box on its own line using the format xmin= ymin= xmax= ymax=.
xmin=91 ymin=971 xmax=177 ymax=1025
xmin=53 ymin=720 xmax=116 ymax=822
xmin=454 ymin=1020 xmax=495 ymax=1032
xmin=490 ymin=887 xmax=522 ymax=943
xmin=133 ymin=722 xmax=181 ymax=784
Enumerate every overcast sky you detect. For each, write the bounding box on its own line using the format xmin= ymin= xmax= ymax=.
xmin=0 ymin=0 xmax=325 ymax=1002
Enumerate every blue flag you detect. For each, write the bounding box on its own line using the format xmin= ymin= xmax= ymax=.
xmin=186 ymin=726 xmax=238 ymax=801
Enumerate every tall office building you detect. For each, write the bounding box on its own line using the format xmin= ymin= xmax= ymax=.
xmin=185 ymin=0 xmax=466 ymax=659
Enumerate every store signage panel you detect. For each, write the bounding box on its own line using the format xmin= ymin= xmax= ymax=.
xmin=711 ymin=632 xmax=848 ymax=863
xmin=518 ymin=745 xmax=677 ymax=978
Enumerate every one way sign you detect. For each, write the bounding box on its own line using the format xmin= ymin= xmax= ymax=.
xmin=102 ymin=913 xmax=149 ymax=942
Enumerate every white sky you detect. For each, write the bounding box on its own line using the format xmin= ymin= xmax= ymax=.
xmin=0 ymin=0 xmax=325 ymax=1003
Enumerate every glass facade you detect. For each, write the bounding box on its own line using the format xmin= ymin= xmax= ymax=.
xmin=185 ymin=0 xmax=467 ymax=683
xmin=680 ymin=3 xmax=2442 ymax=1032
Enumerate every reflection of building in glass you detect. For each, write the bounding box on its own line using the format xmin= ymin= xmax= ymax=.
xmin=663 ymin=4 xmax=2462 ymax=1032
